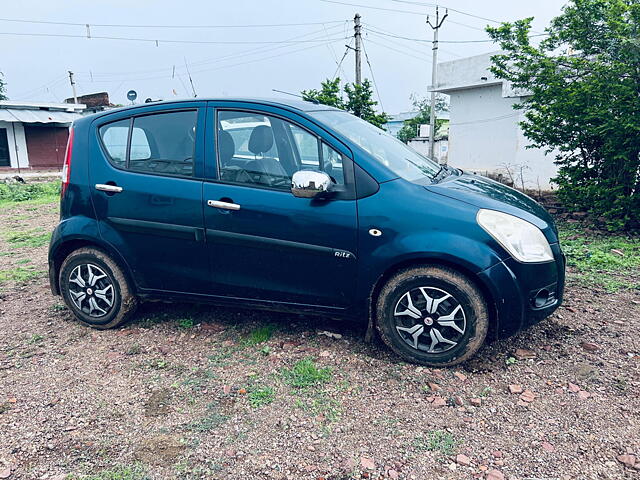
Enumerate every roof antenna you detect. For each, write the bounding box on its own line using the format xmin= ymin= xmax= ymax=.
xmin=184 ymin=57 xmax=197 ymax=98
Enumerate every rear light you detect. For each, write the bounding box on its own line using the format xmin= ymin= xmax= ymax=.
xmin=61 ymin=126 xmax=74 ymax=198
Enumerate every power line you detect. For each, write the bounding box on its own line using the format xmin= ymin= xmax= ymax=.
xmin=332 ymin=38 xmax=354 ymax=80
xmin=0 ymin=31 xmax=347 ymax=45
xmin=364 ymin=31 xmax=431 ymax=60
xmin=74 ymin=23 xmax=347 ymax=79
xmin=360 ymin=37 xmax=385 ymax=112
xmin=317 ymin=0 xmax=426 ymax=15
xmin=390 ymin=1 xmax=545 ymax=34
xmin=364 ymin=38 xmax=431 ymax=62
xmin=74 ymin=38 xmax=349 ymax=85
xmin=365 ymin=25 xmax=546 ymax=44
xmin=390 ymin=0 xmax=502 ymax=24
xmin=0 ymin=17 xmax=346 ymax=29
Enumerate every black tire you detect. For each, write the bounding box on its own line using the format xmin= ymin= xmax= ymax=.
xmin=59 ymin=247 xmax=138 ymax=329
xmin=376 ymin=266 xmax=488 ymax=366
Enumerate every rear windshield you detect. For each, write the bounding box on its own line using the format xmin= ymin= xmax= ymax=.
xmin=310 ymin=110 xmax=440 ymax=181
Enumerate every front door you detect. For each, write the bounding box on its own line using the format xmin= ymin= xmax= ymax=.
xmin=203 ymin=106 xmax=358 ymax=309
xmin=90 ymin=103 xmax=209 ymax=294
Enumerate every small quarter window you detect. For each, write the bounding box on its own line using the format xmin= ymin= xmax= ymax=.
xmin=99 ymin=119 xmax=129 ymax=167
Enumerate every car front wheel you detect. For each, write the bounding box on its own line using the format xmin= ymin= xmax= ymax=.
xmin=376 ymin=265 xmax=488 ymax=366
xmin=59 ymin=247 xmax=137 ymax=329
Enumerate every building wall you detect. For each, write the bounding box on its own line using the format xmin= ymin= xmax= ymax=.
xmin=407 ymin=138 xmax=449 ymax=164
xmin=24 ymin=125 xmax=69 ymax=168
xmin=446 ymin=85 xmax=558 ymax=190
xmin=0 ymin=121 xmax=29 ymax=169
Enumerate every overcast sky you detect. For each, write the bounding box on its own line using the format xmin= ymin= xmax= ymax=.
xmin=1 ymin=0 xmax=565 ymax=114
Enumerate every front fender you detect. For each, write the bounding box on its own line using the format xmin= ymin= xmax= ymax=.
xmin=356 ymin=230 xmax=504 ymax=302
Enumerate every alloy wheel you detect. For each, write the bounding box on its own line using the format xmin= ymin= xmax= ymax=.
xmin=393 ymin=286 xmax=466 ymax=353
xmin=67 ymin=263 xmax=115 ymax=318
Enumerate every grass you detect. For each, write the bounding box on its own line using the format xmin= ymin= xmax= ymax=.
xmin=282 ymin=358 xmax=332 ymax=388
xmin=0 ymin=181 xmax=60 ymax=207
xmin=413 ymin=430 xmax=459 ymax=456
xmin=244 ymin=325 xmax=275 ymax=346
xmin=186 ymin=403 xmax=228 ymax=432
xmin=294 ymin=394 xmax=341 ymax=422
xmin=0 ymin=266 xmax=43 ymax=284
xmin=176 ymin=317 xmax=195 ymax=329
xmin=559 ymin=222 xmax=640 ymax=291
xmin=248 ymin=386 xmax=275 ymax=408
xmin=70 ymin=465 xmax=150 ymax=480
xmin=4 ymin=229 xmax=51 ymax=248
xmin=28 ymin=333 xmax=44 ymax=344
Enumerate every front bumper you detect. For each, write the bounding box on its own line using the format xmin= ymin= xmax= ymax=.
xmin=478 ymin=242 xmax=565 ymax=339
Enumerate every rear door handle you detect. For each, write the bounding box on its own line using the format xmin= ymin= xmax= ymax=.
xmin=207 ymin=200 xmax=240 ymax=211
xmin=95 ymin=183 xmax=123 ymax=193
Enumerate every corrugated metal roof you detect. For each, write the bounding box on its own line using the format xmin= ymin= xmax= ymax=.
xmin=0 ymin=108 xmax=81 ymax=124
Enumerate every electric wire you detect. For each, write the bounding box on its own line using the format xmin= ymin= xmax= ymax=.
xmin=332 ymin=38 xmax=354 ymax=80
xmin=0 ymin=17 xmax=346 ymax=29
xmin=360 ymin=37 xmax=385 ymax=112
xmin=0 ymin=31 xmax=346 ymax=45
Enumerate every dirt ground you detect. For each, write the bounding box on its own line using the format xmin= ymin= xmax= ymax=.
xmin=0 ymin=200 xmax=639 ymax=480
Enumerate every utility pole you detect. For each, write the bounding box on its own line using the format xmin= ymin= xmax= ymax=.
xmin=427 ymin=7 xmax=447 ymax=162
xmin=68 ymin=71 xmax=78 ymax=104
xmin=354 ymin=13 xmax=362 ymax=86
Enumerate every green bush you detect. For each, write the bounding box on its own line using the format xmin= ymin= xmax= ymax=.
xmin=0 ymin=181 xmax=60 ymax=204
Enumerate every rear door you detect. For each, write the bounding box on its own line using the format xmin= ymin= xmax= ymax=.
xmin=202 ymin=104 xmax=358 ymax=309
xmin=90 ymin=103 xmax=208 ymax=294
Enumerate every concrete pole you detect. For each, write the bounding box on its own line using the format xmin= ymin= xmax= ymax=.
xmin=354 ymin=13 xmax=362 ymax=86
xmin=427 ymin=7 xmax=447 ymax=162
xmin=68 ymin=71 xmax=78 ymax=104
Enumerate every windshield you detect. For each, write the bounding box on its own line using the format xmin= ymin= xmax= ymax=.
xmin=310 ymin=110 xmax=440 ymax=181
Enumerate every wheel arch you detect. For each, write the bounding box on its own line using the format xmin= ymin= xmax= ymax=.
xmin=368 ymin=257 xmax=499 ymax=339
xmin=50 ymin=237 xmax=135 ymax=296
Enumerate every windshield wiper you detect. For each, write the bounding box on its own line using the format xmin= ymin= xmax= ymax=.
xmin=432 ymin=164 xmax=450 ymax=182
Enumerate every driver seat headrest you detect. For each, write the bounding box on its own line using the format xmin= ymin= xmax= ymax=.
xmin=248 ymin=125 xmax=274 ymax=155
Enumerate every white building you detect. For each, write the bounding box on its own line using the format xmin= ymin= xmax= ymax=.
xmin=433 ymin=52 xmax=558 ymax=190
xmin=0 ymin=101 xmax=85 ymax=170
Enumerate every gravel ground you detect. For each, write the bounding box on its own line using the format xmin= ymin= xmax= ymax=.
xmin=0 ymin=200 xmax=639 ymax=480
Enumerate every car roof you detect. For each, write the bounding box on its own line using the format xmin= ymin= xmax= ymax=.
xmin=91 ymin=97 xmax=341 ymax=119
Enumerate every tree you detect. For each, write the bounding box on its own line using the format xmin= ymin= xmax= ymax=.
xmin=0 ymin=72 xmax=7 ymax=101
xmin=486 ymin=0 xmax=640 ymax=229
xmin=396 ymin=94 xmax=449 ymax=144
xmin=301 ymin=78 xmax=344 ymax=109
xmin=302 ymin=78 xmax=390 ymax=128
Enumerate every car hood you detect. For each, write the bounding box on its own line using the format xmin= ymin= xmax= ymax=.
xmin=425 ymin=173 xmax=558 ymax=241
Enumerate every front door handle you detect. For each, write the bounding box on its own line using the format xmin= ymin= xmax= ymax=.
xmin=95 ymin=183 xmax=123 ymax=193
xmin=207 ymin=200 xmax=240 ymax=211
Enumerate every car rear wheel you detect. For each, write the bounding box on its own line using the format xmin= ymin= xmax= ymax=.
xmin=376 ymin=266 xmax=488 ymax=366
xmin=59 ymin=247 xmax=137 ymax=329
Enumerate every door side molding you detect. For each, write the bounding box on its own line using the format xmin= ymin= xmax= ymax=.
xmin=108 ymin=217 xmax=204 ymax=242
xmin=205 ymin=229 xmax=356 ymax=259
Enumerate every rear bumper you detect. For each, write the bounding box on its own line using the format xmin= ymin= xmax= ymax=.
xmin=478 ymin=242 xmax=565 ymax=338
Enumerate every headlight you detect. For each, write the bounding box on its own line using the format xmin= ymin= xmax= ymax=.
xmin=477 ymin=209 xmax=553 ymax=263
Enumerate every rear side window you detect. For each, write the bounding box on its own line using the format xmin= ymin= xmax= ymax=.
xmin=99 ymin=119 xmax=129 ymax=168
xmin=130 ymin=111 xmax=197 ymax=176
xmin=98 ymin=110 xmax=197 ymax=177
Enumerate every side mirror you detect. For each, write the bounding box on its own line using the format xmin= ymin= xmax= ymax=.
xmin=291 ymin=170 xmax=333 ymax=198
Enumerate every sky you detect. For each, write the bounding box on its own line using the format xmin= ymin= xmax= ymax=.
xmin=1 ymin=0 xmax=566 ymax=114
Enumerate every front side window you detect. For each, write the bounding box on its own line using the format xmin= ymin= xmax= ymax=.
xmin=217 ymin=111 xmax=294 ymax=190
xmin=216 ymin=110 xmax=347 ymax=190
